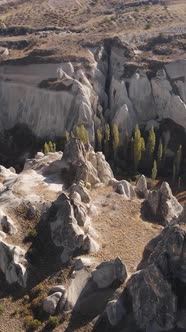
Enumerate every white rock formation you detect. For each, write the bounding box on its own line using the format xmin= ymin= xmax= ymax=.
xmin=136 ymin=175 xmax=148 ymax=198
xmin=143 ymin=181 xmax=183 ymax=225
xmin=110 ymin=58 xmax=186 ymax=136
xmin=113 ymin=180 xmax=136 ymax=200
xmin=0 ymin=60 xmax=103 ymax=141
xmin=0 ymin=241 xmax=27 ymax=287
xmin=0 ymin=51 xmax=185 ymax=141
xmin=91 ymin=257 xmax=127 ymax=289
xmin=0 ymin=208 xmax=17 ymax=234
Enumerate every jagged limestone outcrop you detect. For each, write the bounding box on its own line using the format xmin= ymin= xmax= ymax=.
xmin=142 ymin=181 xmax=183 ymax=225
xmin=61 ymin=138 xmax=113 ymax=187
xmin=93 ymin=224 xmax=186 ymax=332
xmin=47 ymin=191 xmax=99 ymax=264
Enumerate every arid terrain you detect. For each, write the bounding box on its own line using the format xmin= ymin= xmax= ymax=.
xmin=0 ymin=0 xmax=186 ymax=63
xmin=0 ymin=1 xmax=186 ymax=332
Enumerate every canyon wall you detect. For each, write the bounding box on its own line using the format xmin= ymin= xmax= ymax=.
xmin=0 ymin=42 xmax=185 ymax=141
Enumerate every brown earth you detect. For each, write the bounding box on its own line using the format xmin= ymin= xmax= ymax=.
xmin=0 ymin=0 xmax=185 ymax=64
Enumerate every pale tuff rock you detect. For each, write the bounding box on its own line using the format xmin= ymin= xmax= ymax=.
xmin=49 ymin=193 xmax=98 ymax=263
xmin=0 ymin=47 xmax=9 ymax=56
xmin=113 ymin=180 xmax=136 ymax=199
xmin=82 ymin=234 xmax=100 ymax=254
xmin=0 ymin=62 xmax=97 ymax=140
xmin=143 ymin=181 xmax=183 ymax=225
xmin=66 ymin=258 xmax=127 ymax=315
xmin=91 ymin=257 xmax=127 ymax=289
xmin=61 ymin=138 xmax=113 ymax=187
xmin=42 ymin=292 xmax=62 ymax=315
xmin=136 ymin=175 xmax=148 ymax=198
xmin=73 ymin=257 xmax=96 ymax=271
xmin=0 ymin=57 xmax=186 ymax=139
xmin=0 ymin=241 xmax=27 ymax=287
xmin=69 ymin=183 xmax=90 ymax=204
xmin=49 ymin=285 xmax=66 ymax=295
xmin=50 ymin=193 xmax=84 ymax=250
xmin=0 ymin=208 xmax=17 ymax=234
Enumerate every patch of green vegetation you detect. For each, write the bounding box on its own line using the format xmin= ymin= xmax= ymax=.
xmin=25 ymin=229 xmax=38 ymax=242
xmin=0 ymin=304 xmax=5 ymax=314
xmin=47 ymin=315 xmax=60 ymax=329
xmin=144 ymin=22 xmax=151 ymax=30
xmin=24 ymin=316 xmax=41 ymax=331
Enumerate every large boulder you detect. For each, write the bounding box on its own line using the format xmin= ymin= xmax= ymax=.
xmin=66 ymin=258 xmax=127 ymax=317
xmin=113 ymin=180 xmax=136 ymax=200
xmin=91 ymin=257 xmax=127 ymax=289
xmin=125 ymin=264 xmax=177 ymax=331
xmin=142 ymin=181 xmax=183 ymax=225
xmin=135 ymin=175 xmax=148 ymax=198
xmin=42 ymin=292 xmax=62 ymax=315
xmin=0 ymin=241 xmax=27 ymax=287
xmin=69 ymin=183 xmax=90 ymax=204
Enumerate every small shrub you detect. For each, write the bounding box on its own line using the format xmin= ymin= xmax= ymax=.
xmin=30 ymin=284 xmax=45 ymax=299
xmin=19 ymin=306 xmax=30 ymax=317
xmin=24 ymin=316 xmax=41 ymax=331
xmin=0 ymin=304 xmax=4 ymax=314
xmin=144 ymin=5 xmax=149 ymax=11
xmin=48 ymin=315 xmax=60 ymax=329
xmin=144 ymin=22 xmax=151 ymax=30
xmin=25 ymin=229 xmax=37 ymax=242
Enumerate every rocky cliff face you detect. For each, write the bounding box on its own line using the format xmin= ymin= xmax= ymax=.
xmin=0 ymin=40 xmax=185 ymax=142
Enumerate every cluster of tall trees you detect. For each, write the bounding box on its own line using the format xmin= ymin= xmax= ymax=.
xmin=43 ymin=123 xmax=184 ymax=183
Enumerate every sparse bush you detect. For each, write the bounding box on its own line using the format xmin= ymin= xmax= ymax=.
xmin=48 ymin=315 xmax=60 ymax=329
xmin=0 ymin=304 xmax=4 ymax=314
xmin=25 ymin=229 xmax=37 ymax=242
xmin=144 ymin=5 xmax=149 ymax=11
xmin=19 ymin=306 xmax=30 ymax=317
xmin=24 ymin=316 xmax=41 ymax=331
xmin=30 ymin=284 xmax=45 ymax=299
xmin=144 ymin=22 xmax=151 ymax=30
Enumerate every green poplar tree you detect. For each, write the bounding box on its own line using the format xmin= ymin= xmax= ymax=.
xmin=96 ymin=128 xmax=103 ymax=151
xmin=76 ymin=125 xmax=89 ymax=144
xmin=146 ymin=127 xmax=156 ymax=167
xmin=104 ymin=123 xmax=110 ymax=158
xmin=44 ymin=142 xmax=49 ymax=154
xmin=133 ymin=125 xmax=144 ymax=171
xmin=112 ymin=124 xmax=120 ymax=160
xmin=65 ymin=131 xmax=70 ymax=142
